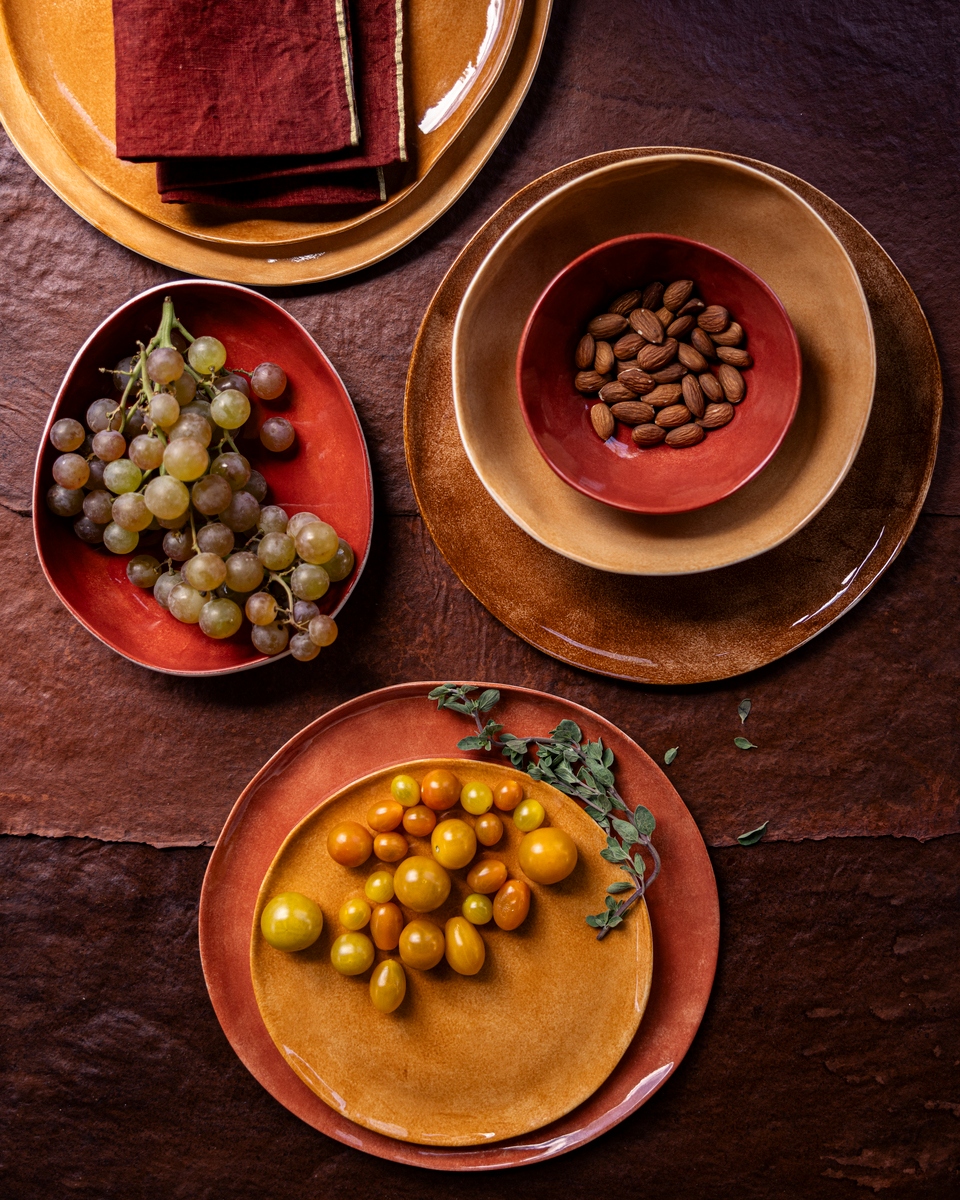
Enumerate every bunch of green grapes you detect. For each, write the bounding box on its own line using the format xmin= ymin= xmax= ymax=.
xmin=45 ymin=296 xmax=353 ymax=661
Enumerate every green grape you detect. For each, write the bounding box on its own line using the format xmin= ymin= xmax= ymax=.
xmin=179 ymin=400 xmax=216 ymax=432
xmin=128 ymin=435 xmax=165 ymax=471
xmin=286 ymin=511 xmax=320 ymax=538
xmin=323 ymin=539 xmax=355 ymax=582
xmin=251 ymin=362 xmax=287 ymax=400
xmin=191 ymin=474 xmax=233 ymax=516
xmin=211 ymin=389 xmax=251 ymax=430
xmin=257 ymin=532 xmax=296 ymax=571
xmin=260 ymin=417 xmax=295 ymax=452
xmin=169 ymin=412 xmax=213 ymax=448
xmin=91 ymin=431 xmax=126 ymax=462
xmin=183 ymin=553 xmax=227 ymax=592
xmin=162 ymin=529 xmax=193 ymax=561
xmin=294 ymin=521 xmax=338 ymax=565
xmin=245 ymin=592 xmax=278 ymax=625
xmin=224 ymin=551 xmax=264 ymax=593
xmin=147 ymin=347 xmax=184 ymax=385
xmin=103 ymin=459 xmax=142 ymax=495
xmin=187 ymin=335 xmax=227 ymax=374
xmin=52 ymin=453 xmax=89 ymax=490
xmin=85 ymin=460 xmax=107 ymax=491
xmin=163 ymin=438 xmax=209 ymax=482
xmin=82 ymin=489 xmax=113 ymax=524
xmin=251 ymin=621 xmax=289 ymax=656
xmin=168 ymin=583 xmax=205 ymax=624
xmin=210 ymin=452 xmax=251 ymax=491
xmin=103 ymin=522 xmax=139 ymax=554
xmin=308 ymin=614 xmax=338 ymax=647
xmin=86 ymin=398 xmax=122 ymax=433
xmin=293 ymin=600 xmax=319 ymax=626
xmin=290 ymin=563 xmax=329 ymax=601
xmin=290 ymin=632 xmax=320 ymax=661
xmin=149 ymin=393 xmax=180 ymax=429
xmin=258 ymin=505 xmax=288 ymax=533
xmin=199 ymin=598 xmax=242 ymax=639
xmin=73 ymin=515 xmax=104 ymax=544
xmin=126 ymin=555 xmax=161 ymax=588
xmin=243 ymin=469 xmax=268 ymax=502
xmin=47 ymin=485 xmax=84 ymax=516
xmin=220 ymin=491 xmax=260 ymax=532
xmin=172 ymin=372 xmax=197 ymax=406
xmin=111 ymin=492 xmax=152 ymax=532
xmin=50 ymin=418 xmax=85 ymax=452
xmin=144 ymin=476 xmax=190 ymax=520
xmin=196 ymin=523 xmax=234 ymax=556
xmin=154 ymin=570 xmax=182 ymax=608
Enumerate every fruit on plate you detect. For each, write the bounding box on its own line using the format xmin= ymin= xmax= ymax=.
xmin=369 ymin=959 xmax=406 ymax=1013
xmin=330 ymin=932 xmax=375 ymax=976
xmin=327 ymin=821 xmax=373 ymax=867
xmin=518 ymin=827 xmax=578 ymax=885
xmin=398 ymin=919 xmax=445 ymax=970
xmin=444 ymin=916 xmax=486 ymax=975
xmin=430 ymin=818 xmax=477 ymax=870
xmin=420 ymin=768 xmax=460 ymax=811
xmin=393 ymin=855 xmax=451 ymax=912
xmin=493 ymin=879 xmax=532 ymax=931
xmin=260 ymin=892 xmax=323 ymax=951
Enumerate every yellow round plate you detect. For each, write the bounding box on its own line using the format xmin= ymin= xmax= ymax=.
xmin=250 ymin=758 xmax=653 ymax=1147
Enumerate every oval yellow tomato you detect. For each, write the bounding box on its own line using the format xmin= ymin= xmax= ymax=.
xmin=393 ymin=856 xmax=451 ymax=912
xmin=390 ymin=774 xmax=420 ymax=807
xmin=466 ymin=859 xmax=508 ymax=894
xmin=327 ymin=821 xmax=373 ymax=867
xmin=369 ymin=959 xmax=406 ymax=1013
xmin=462 ymin=893 xmax=493 ymax=925
xmin=364 ymin=869 xmax=395 ymax=904
xmin=370 ymin=902 xmax=404 ymax=950
xmin=513 ymin=799 xmax=545 ymax=832
xmin=493 ymin=879 xmax=531 ymax=931
xmin=338 ymin=896 xmax=371 ymax=930
xmin=398 ymin=919 xmax=445 ymax=970
xmin=444 ymin=916 xmax=486 ymax=975
xmin=519 ymin=826 xmax=578 ymax=884
xmin=421 ymin=768 xmax=459 ymax=811
xmin=430 ymin=818 xmax=477 ymax=870
xmin=260 ymin=892 xmax=323 ymax=951
xmin=460 ymin=781 xmax=493 ymax=815
xmin=330 ymin=931 xmax=374 ymax=975
xmin=474 ymin=812 xmax=503 ymax=846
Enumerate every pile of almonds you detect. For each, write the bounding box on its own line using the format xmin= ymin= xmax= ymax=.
xmin=573 ymin=279 xmax=752 ymax=448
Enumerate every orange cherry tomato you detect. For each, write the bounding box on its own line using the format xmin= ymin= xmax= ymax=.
xmin=430 ymin=818 xmax=477 ymax=870
xmin=366 ymin=799 xmax=404 ymax=832
xmin=399 ymin=919 xmax=445 ymax=970
xmin=421 ymin=768 xmax=460 ymax=811
xmin=370 ymin=902 xmax=404 ymax=950
xmin=519 ymin=827 xmax=578 ymax=884
xmin=444 ymin=916 xmax=486 ymax=975
xmin=373 ymin=832 xmax=408 ymax=862
xmin=493 ymin=879 xmax=531 ymax=930
xmin=467 ymin=859 xmax=508 ymax=894
xmin=402 ymin=805 xmax=437 ymax=837
xmin=394 ymin=856 xmax=451 ymax=912
xmin=493 ymin=778 xmax=524 ymax=811
xmin=475 ymin=812 xmax=503 ymax=846
xmin=327 ymin=821 xmax=373 ymax=868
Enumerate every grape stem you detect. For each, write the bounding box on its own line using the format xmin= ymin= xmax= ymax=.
xmin=157 ymin=298 xmax=176 ymax=350
xmin=268 ymin=571 xmax=296 ymax=620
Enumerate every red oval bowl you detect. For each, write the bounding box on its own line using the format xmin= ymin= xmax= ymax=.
xmin=33 ymin=280 xmax=373 ymax=675
xmin=516 ymin=234 xmax=802 ymax=514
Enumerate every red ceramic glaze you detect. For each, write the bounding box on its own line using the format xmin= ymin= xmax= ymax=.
xmin=516 ymin=234 xmax=802 ymax=514
xmin=32 ymin=281 xmax=373 ymax=675
xmin=199 ymin=681 xmax=720 ymax=1170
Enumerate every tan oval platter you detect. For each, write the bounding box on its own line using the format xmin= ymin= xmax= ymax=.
xmin=250 ymin=758 xmax=653 ymax=1147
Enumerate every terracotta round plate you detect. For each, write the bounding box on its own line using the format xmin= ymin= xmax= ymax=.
xmin=32 ymin=280 xmax=373 ymax=675
xmin=0 ymin=0 xmax=552 ymax=282
xmin=199 ymin=681 xmax=719 ymax=1170
xmin=406 ymin=149 xmax=941 ymax=683
xmin=251 ymin=758 xmax=653 ymax=1147
xmin=516 ymin=233 xmax=802 ymax=515
xmin=453 ymin=154 xmax=874 ymax=572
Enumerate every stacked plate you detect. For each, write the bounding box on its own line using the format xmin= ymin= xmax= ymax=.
xmin=0 ymin=0 xmax=552 ymax=283
xmin=405 ymin=148 xmax=942 ymax=685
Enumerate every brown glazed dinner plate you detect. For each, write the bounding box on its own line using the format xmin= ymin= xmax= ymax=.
xmin=453 ymin=154 xmax=874 ymax=573
xmin=406 ymin=149 xmax=942 ymax=684
xmin=200 ymin=682 xmax=719 ymax=1169
xmin=251 ymin=758 xmax=653 ymax=1147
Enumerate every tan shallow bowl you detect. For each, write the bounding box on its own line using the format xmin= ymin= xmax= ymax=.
xmin=452 ymin=154 xmax=875 ymax=575
xmin=250 ymin=758 xmax=653 ymax=1147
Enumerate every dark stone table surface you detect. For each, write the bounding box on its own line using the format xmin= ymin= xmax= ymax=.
xmin=0 ymin=0 xmax=957 ymax=1195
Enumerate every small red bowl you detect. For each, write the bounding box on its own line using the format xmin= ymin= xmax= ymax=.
xmin=516 ymin=234 xmax=802 ymax=514
xmin=33 ymin=280 xmax=373 ymax=675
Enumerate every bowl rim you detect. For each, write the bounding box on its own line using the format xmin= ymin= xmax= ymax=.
xmin=451 ymin=151 xmax=876 ymax=575
xmin=31 ymin=278 xmax=374 ymax=675
xmin=514 ymin=230 xmax=803 ymax=514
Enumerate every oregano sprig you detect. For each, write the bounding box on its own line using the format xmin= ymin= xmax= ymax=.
xmin=428 ymin=684 xmax=660 ymax=940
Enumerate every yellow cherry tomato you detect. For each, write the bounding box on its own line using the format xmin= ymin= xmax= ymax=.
xmin=466 ymin=859 xmax=508 ymax=894
xmin=366 ymin=799 xmax=404 ymax=832
xmin=399 ymin=919 xmax=445 ymax=970
xmin=475 ymin=812 xmax=503 ymax=847
xmin=519 ymin=826 xmax=579 ymax=884
xmin=370 ymin=902 xmax=404 ymax=950
xmin=260 ymin=892 xmax=323 ymax=951
xmin=421 ymin=768 xmax=460 ymax=812
xmin=444 ymin=916 xmax=486 ymax=975
xmin=393 ymin=855 xmax=451 ymax=912
xmin=493 ymin=778 xmax=524 ymax=811
xmin=339 ymin=896 xmax=371 ymax=930
xmin=373 ymin=831 xmax=408 ymax=862
xmin=460 ymin=781 xmax=493 ymax=815
xmin=390 ymin=774 xmax=420 ymax=807
xmin=330 ymin=931 xmax=374 ymax=976
xmin=513 ymin=799 xmax=545 ymax=832
xmin=402 ymin=804 xmax=437 ymax=837
xmin=369 ymin=959 xmax=406 ymax=1013
xmin=430 ymin=818 xmax=477 ymax=870
xmin=364 ymin=870 xmax=395 ymax=904
xmin=493 ymin=879 xmax=531 ymax=930
xmin=462 ymin=893 xmax=493 ymax=925
xmin=327 ymin=821 xmax=373 ymax=867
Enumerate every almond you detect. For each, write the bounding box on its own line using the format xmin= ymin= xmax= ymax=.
xmin=594 ymin=340 xmax=616 ymax=375
xmin=666 ymin=315 xmax=695 ymax=339
xmin=588 ymin=312 xmax=628 ymax=339
xmin=678 ymin=297 xmax=705 ymax=316
xmin=613 ymin=332 xmax=646 ymax=359
xmin=610 ymin=400 xmax=656 ymax=425
xmin=681 ymin=373 xmax=705 ymax=418
xmin=652 ymin=362 xmax=687 ymax=384
xmin=647 ymin=383 xmax=683 ymax=408
xmin=575 ymin=370 xmax=610 ymax=394
xmin=619 ymin=368 xmax=657 ymax=394
xmin=699 ymin=372 xmax=724 ymax=402
xmin=575 ymin=334 xmax=596 ymax=370
xmin=628 ymin=308 xmax=665 ymax=343
xmin=641 ymin=281 xmax=665 ymax=311
xmin=590 ymin=403 xmax=615 ymax=439
xmin=690 ymin=327 xmax=717 ymax=359
xmin=697 ymin=401 xmax=735 ymax=429
xmin=609 ymin=290 xmax=642 ymax=316
xmin=655 ymin=306 xmax=675 ymax=328
xmin=662 ymin=279 xmax=694 ymax=310
xmin=599 ymin=380 xmax=638 ymax=404
xmin=677 ymin=342 xmax=709 ymax=372
xmin=632 ymin=423 xmax=666 ymax=447
xmin=665 ymin=422 xmax=705 ymax=447
xmin=717 ymin=363 xmax=746 ymax=402
xmin=697 ymin=305 xmax=729 ymax=333
xmin=655 ymin=403 xmax=693 ymax=428
xmin=616 ymin=356 xmax=640 ymax=376
xmin=636 ymin=339 xmax=678 ymax=372
xmin=711 ymin=322 xmax=744 ymax=347
xmin=716 ymin=346 xmax=753 ymax=369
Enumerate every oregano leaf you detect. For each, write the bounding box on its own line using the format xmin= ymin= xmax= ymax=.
xmin=738 ymin=698 xmax=752 ymax=723
xmin=737 ymin=821 xmax=769 ymax=846
xmin=611 ymin=816 xmax=640 ymax=845
xmin=664 ymin=746 xmax=678 ymax=765
xmin=606 ymin=881 xmax=633 ymax=894
xmin=632 ymin=806 xmax=656 ymax=836
xmin=734 ymin=737 xmax=757 ymax=750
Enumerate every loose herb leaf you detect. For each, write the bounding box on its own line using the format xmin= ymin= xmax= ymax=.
xmin=607 ymin=881 xmax=633 ymax=894
xmin=664 ymin=746 xmax=678 ymax=765
xmin=734 ymin=737 xmax=757 ymax=750
xmin=738 ymin=698 xmax=752 ymax=724
xmin=737 ymin=821 xmax=769 ymax=846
